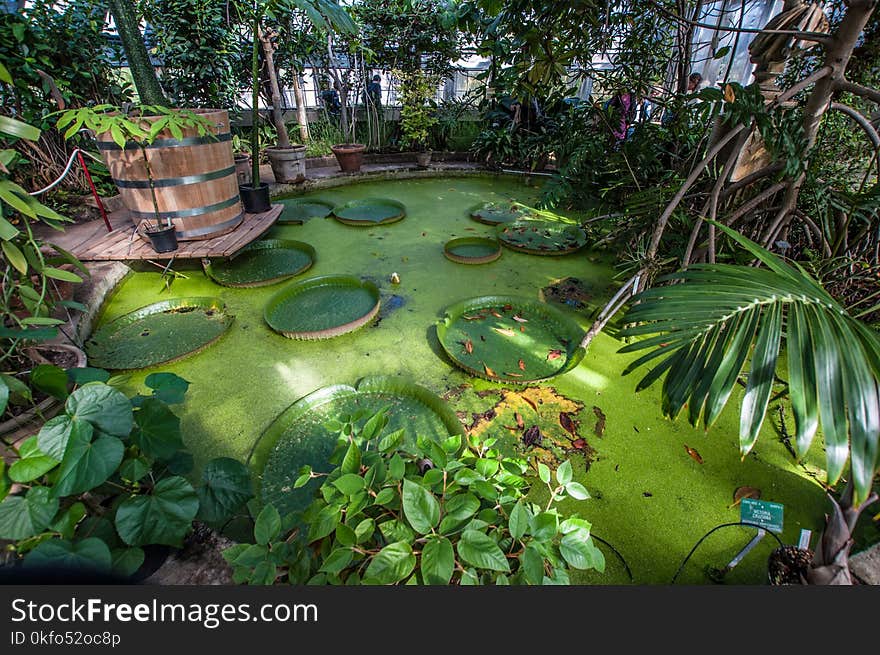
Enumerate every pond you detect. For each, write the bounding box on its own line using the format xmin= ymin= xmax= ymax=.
xmin=94 ymin=174 xmax=828 ymax=584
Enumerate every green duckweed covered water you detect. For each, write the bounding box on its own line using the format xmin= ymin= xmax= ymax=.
xmin=97 ymin=174 xmax=830 ymax=584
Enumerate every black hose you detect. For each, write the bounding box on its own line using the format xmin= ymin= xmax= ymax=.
xmin=590 ymin=533 xmax=634 ymax=582
xmin=670 ymin=521 xmax=784 ymax=584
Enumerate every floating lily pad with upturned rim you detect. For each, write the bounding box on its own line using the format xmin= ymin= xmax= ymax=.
xmin=203 ymin=239 xmax=315 ymax=288
xmin=469 ymin=201 xmax=534 ymax=225
xmin=264 ymin=274 xmax=380 ymax=339
xmin=277 ymin=198 xmax=334 ymax=224
xmin=85 ymin=298 xmax=233 ymax=370
xmin=250 ymin=376 xmax=464 ymax=516
xmin=496 ymin=219 xmax=588 ymax=256
xmin=443 ymin=237 xmax=502 ymax=265
xmin=332 ymin=198 xmax=406 ymax=226
xmin=437 ymin=295 xmax=585 ymax=384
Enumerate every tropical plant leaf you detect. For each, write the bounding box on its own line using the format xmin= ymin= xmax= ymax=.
xmin=620 ymin=220 xmax=880 ymax=502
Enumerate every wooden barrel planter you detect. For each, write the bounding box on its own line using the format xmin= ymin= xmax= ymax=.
xmin=97 ymin=109 xmax=244 ymax=241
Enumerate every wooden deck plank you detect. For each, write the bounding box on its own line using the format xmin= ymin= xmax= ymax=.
xmin=57 ymin=204 xmax=283 ymax=262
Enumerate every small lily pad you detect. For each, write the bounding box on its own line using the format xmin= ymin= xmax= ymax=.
xmin=264 ymin=275 xmax=380 ymax=340
xmin=277 ymin=199 xmax=334 ymax=224
xmin=85 ymin=298 xmax=233 ymax=370
xmin=443 ymin=237 xmax=502 ymax=265
xmin=332 ymin=198 xmax=406 ymax=226
xmin=204 ymin=239 xmax=315 ymax=288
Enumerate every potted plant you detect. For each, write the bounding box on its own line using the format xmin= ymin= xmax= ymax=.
xmin=242 ymin=0 xmax=356 ymax=199
xmin=393 ymin=68 xmax=439 ymax=168
xmin=56 ymin=104 xmax=224 ymax=249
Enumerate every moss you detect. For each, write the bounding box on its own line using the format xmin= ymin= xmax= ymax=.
xmin=99 ymin=175 xmax=829 ymax=584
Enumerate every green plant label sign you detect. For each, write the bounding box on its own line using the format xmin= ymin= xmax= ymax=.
xmin=740 ymin=498 xmax=783 ymax=533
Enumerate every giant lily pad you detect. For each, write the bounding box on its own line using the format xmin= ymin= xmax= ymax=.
xmin=250 ymin=376 xmax=464 ymax=516
xmin=85 ymin=298 xmax=233 ymax=370
xmin=332 ymin=198 xmax=406 ymax=226
xmin=203 ymin=239 xmax=315 ymax=288
xmin=497 ymin=219 xmax=588 ymax=255
xmin=264 ymin=275 xmax=380 ymax=339
xmin=277 ymin=198 xmax=334 ymax=224
xmin=443 ymin=237 xmax=502 ymax=265
xmin=469 ymin=201 xmax=534 ymax=225
xmin=437 ymin=296 xmax=585 ymax=384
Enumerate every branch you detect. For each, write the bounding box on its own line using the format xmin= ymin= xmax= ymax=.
xmin=646 ymin=0 xmax=832 ymax=44
xmin=829 ymin=102 xmax=880 ymax=154
xmin=836 ymin=79 xmax=880 ymax=105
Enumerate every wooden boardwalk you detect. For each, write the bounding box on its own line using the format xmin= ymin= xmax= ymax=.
xmin=47 ymin=204 xmax=283 ymax=262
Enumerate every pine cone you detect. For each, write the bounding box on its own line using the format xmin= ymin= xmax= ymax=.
xmin=768 ymin=545 xmax=813 ymax=585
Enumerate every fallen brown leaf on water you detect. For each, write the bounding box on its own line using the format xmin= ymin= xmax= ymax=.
xmin=520 ymin=325 xmax=525 ymax=332
xmin=463 ymin=314 xmax=485 ymax=321
xmin=572 ymin=438 xmax=588 ymax=450
xmin=482 ymin=362 xmax=496 ymax=377
xmin=515 ymin=412 xmax=524 ymax=429
xmin=461 ymin=339 xmax=473 ymax=354
xmin=502 ymin=304 xmax=513 ymax=311
xmin=518 ymin=359 xmax=526 ymax=370
xmin=512 ymin=314 xmax=528 ymax=323
xmin=522 ymin=425 xmax=543 ymax=447
xmin=559 ymin=412 xmax=577 ymax=437
xmin=729 ymin=486 xmax=761 ymax=508
xmin=521 ymin=395 xmax=538 ymax=412
xmin=684 ymin=445 xmax=703 ymax=464
xmin=490 ymin=309 xmax=504 ymax=318
xmin=547 ymin=349 xmax=563 ymax=361
xmin=493 ymin=327 xmax=516 ymax=337
xmin=592 ymin=406 xmax=606 ymax=437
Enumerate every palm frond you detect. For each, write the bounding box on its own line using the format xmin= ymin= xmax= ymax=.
xmin=620 ymin=221 xmax=880 ymax=503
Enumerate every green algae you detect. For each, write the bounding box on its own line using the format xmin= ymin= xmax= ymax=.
xmin=96 ymin=174 xmax=831 ymax=584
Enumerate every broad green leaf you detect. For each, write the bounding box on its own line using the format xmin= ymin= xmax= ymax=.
xmin=421 ymin=536 xmax=454 ymax=584
xmin=50 ymin=502 xmax=87 ymax=540
xmin=520 ymin=544 xmax=543 ymax=585
xmin=530 ymin=512 xmax=558 ymax=542
xmin=25 ymin=538 xmax=112 ymax=573
xmin=389 ymin=453 xmax=405 ymax=479
xmin=0 ymin=487 xmax=59 ymax=540
xmin=320 ymin=547 xmax=353 ymax=575
xmin=332 ymin=473 xmax=366 ymax=496
xmin=0 ymin=215 xmax=18 ymax=240
xmin=9 ymin=435 xmax=59 ymax=482
xmin=565 ymin=482 xmax=590 ymax=500
xmin=67 ymin=367 xmax=111 ymax=385
xmin=115 ymin=476 xmax=199 ymax=546
xmin=364 ymin=541 xmax=415 ymax=584
xmin=360 ymin=408 xmax=388 ymax=441
xmin=232 ymin=544 xmax=268 ymax=567
xmin=250 ymin=561 xmax=278 ymax=585
xmin=254 ymin=504 xmax=282 ymax=545
xmin=66 ymin=383 xmax=133 ymax=437
xmin=119 ymin=457 xmax=150 ymax=483
xmin=307 ymin=504 xmax=341 ymax=542
xmin=340 ymin=441 xmax=361 ymax=474
xmin=537 ymin=462 xmax=551 ymax=484
xmin=379 ymin=518 xmax=414 ymax=543
xmin=560 ymin=529 xmax=604 ymax=570
xmin=508 ymin=500 xmax=529 ymax=540
xmin=0 ymin=115 xmax=40 ymax=141
xmin=31 ymin=364 xmax=68 ymax=401
xmin=131 ymin=397 xmax=183 ymax=459
xmin=457 ymin=529 xmax=510 ymax=572
xmin=378 ymin=428 xmax=405 ymax=453
xmin=144 ymin=372 xmax=189 ymax=404
xmin=402 ymin=479 xmax=440 ymax=534
xmin=335 ymin=522 xmax=356 ymax=546
xmin=556 ymin=460 xmax=572 ymax=485
xmin=55 ymin=430 xmax=124 ymax=496
xmin=42 ymin=267 xmax=82 ymax=283
xmin=111 ymin=547 xmax=145 ymax=578
xmin=444 ymin=492 xmax=480 ymax=521
xmin=197 ymin=458 xmax=253 ymax=525
xmin=3 ymin=240 xmax=27 ymax=274
xmin=354 ymin=517 xmax=375 ymax=543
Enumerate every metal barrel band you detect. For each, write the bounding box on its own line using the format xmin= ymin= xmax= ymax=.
xmin=112 ymin=166 xmax=236 ymax=189
xmin=96 ymin=132 xmax=232 ymax=151
xmin=129 ymin=195 xmax=241 ymax=221
xmin=175 ymin=213 xmax=243 ymax=239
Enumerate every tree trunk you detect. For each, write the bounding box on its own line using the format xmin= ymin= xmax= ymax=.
xmin=251 ymin=12 xmax=261 ymax=186
xmin=108 ymin=0 xmax=167 ymax=105
xmin=258 ymin=26 xmax=290 ymax=149
xmin=291 ymin=72 xmax=310 ymax=143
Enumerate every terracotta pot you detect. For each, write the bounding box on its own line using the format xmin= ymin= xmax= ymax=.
xmin=331 ymin=143 xmax=366 ymax=173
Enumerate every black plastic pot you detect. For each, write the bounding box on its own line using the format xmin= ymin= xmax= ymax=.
xmin=145 ymin=224 xmax=178 ymax=253
xmin=239 ymin=183 xmax=271 ymax=214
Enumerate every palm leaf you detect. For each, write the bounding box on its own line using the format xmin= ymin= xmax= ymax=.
xmin=620 ymin=220 xmax=880 ymax=503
